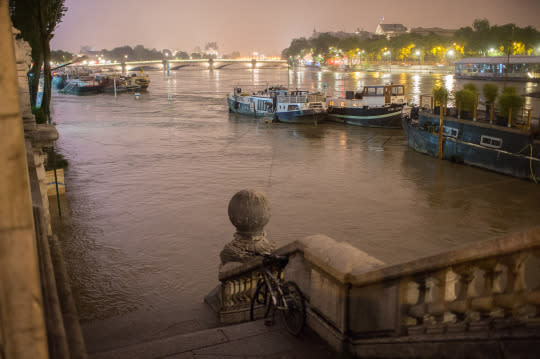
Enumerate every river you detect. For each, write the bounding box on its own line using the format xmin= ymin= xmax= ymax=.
xmin=51 ymin=68 xmax=540 ymax=325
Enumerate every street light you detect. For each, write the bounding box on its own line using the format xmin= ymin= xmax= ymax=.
xmin=446 ymin=50 xmax=455 ymax=65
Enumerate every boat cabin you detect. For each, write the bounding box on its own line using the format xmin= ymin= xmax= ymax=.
xmin=360 ymin=84 xmax=405 ymax=104
xmin=328 ymin=84 xmax=405 ymax=108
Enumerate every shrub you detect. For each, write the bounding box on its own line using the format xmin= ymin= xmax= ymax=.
xmin=501 ymin=86 xmax=517 ymax=96
xmin=463 ymin=83 xmax=478 ymax=94
xmin=482 ymin=83 xmax=498 ymax=104
xmin=455 ymin=89 xmax=477 ymax=113
xmin=498 ymin=90 xmax=524 ymax=119
xmin=433 ymin=86 xmax=448 ymax=106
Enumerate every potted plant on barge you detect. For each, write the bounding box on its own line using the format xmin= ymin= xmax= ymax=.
xmin=482 ymin=83 xmax=498 ymax=123
xmin=433 ymin=85 xmax=448 ymax=115
xmin=497 ymin=86 xmax=524 ymax=127
xmin=455 ymin=88 xmax=477 ymax=120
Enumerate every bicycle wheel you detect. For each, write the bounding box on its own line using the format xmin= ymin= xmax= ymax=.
xmin=281 ymin=281 xmax=306 ymax=336
xmin=250 ymin=280 xmax=273 ymax=321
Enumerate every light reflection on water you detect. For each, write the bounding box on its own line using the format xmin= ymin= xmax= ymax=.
xmin=52 ymin=68 xmax=540 ymax=325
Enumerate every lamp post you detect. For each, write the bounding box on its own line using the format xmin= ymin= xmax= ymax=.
xmin=122 ymin=54 xmax=128 ymax=75
xmin=446 ymin=49 xmax=454 ymax=66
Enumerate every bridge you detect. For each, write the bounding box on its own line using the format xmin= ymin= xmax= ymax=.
xmin=67 ymin=58 xmax=289 ymax=73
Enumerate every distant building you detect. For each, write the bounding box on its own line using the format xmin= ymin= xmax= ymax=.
xmin=410 ymin=27 xmax=456 ymax=37
xmin=311 ymin=28 xmax=371 ymax=40
xmin=375 ymin=23 xmax=408 ymax=38
xmin=78 ymin=46 xmax=100 ymax=61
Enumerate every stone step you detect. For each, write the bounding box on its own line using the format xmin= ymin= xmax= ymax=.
xmin=82 ymin=303 xmax=221 ymax=354
xmin=88 ymin=319 xmax=336 ymax=359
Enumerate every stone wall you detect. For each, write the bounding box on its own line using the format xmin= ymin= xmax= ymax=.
xmin=0 ymin=2 xmax=49 ymax=358
xmin=1 ymin=2 xmax=86 ymax=358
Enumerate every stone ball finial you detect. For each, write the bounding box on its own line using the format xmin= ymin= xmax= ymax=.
xmin=220 ymin=190 xmax=274 ymax=265
xmin=228 ymin=189 xmax=271 ymax=234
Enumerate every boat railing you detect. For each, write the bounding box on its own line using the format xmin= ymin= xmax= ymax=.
xmin=277 ymin=95 xmax=307 ymax=103
xmin=307 ymin=94 xmax=326 ymax=103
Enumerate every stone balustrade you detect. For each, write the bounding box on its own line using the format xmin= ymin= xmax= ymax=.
xmin=215 ymin=191 xmax=540 ymax=358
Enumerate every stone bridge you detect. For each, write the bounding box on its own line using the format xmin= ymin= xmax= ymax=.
xmin=68 ymin=58 xmax=288 ymax=73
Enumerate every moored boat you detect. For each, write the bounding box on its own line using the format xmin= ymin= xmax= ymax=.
xmin=326 ymin=84 xmax=405 ymax=128
xmin=124 ymin=73 xmax=150 ymax=90
xmin=227 ymin=86 xmax=327 ymax=124
xmin=273 ymin=90 xmax=326 ymax=124
xmin=402 ymin=108 xmax=540 ymax=182
xmin=59 ymin=75 xmax=103 ymax=95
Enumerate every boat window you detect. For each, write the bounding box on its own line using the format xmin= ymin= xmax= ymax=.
xmin=392 ymin=86 xmax=404 ymax=95
xmin=329 ymin=100 xmax=334 ymax=106
xmin=443 ymin=126 xmax=459 ymax=138
xmin=367 ymin=87 xmax=377 ymax=96
xmin=480 ymin=135 xmax=503 ymax=149
xmin=288 ymin=105 xmax=299 ymax=111
xmin=340 ymin=101 xmax=346 ymax=107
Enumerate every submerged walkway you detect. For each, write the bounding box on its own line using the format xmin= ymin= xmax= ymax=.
xmin=85 ymin=304 xmax=336 ymax=359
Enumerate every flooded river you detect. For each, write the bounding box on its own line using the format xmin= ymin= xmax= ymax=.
xmin=52 ymin=68 xmax=540 ymax=324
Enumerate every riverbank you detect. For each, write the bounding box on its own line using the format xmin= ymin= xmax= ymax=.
xmin=297 ymin=63 xmax=454 ymax=74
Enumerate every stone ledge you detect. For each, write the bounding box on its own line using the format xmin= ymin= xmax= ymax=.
xmin=30 ymin=124 xmax=59 ymax=147
xmin=347 ymin=226 xmax=540 ymax=287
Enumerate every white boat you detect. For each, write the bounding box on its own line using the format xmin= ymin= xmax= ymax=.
xmin=326 ymin=84 xmax=405 ymax=128
xmin=227 ymin=86 xmax=327 ymax=124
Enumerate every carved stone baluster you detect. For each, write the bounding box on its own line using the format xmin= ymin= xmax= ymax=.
xmin=230 ymin=279 xmax=239 ymax=308
xmin=400 ymin=279 xmax=419 ymax=330
xmin=222 ymin=280 xmax=234 ymax=310
xmin=517 ymin=249 xmax=540 ymax=319
xmin=470 ymin=259 xmax=499 ymax=330
xmin=240 ymin=276 xmax=251 ymax=308
xmin=407 ymin=274 xmax=428 ymax=335
xmin=492 ymin=255 xmax=520 ymax=320
xmin=425 ymin=270 xmax=448 ymax=334
xmin=447 ymin=265 xmax=474 ymax=332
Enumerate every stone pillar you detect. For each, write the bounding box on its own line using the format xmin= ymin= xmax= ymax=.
xmin=219 ymin=189 xmax=275 ymax=265
xmin=11 ymin=26 xmax=34 ymax=131
xmin=0 ymin=1 xmax=49 ymax=358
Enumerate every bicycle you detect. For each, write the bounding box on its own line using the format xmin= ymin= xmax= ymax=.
xmin=249 ymin=252 xmax=306 ymax=336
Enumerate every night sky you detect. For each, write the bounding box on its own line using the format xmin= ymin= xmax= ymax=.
xmin=51 ymin=0 xmax=540 ymax=55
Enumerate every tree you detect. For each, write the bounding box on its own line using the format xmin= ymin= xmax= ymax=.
xmin=174 ymin=51 xmax=189 ymax=59
xmin=9 ymin=0 xmax=42 ymax=109
xmin=50 ymin=49 xmax=72 ymax=63
xmin=10 ymin=0 xmax=67 ymax=123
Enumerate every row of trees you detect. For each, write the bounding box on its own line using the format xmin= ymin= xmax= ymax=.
xmin=282 ymin=19 xmax=540 ymax=66
xmin=10 ymin=0 xmax=67 ymax=123
xmin=51 ymin=42 xmax=233 ymax=63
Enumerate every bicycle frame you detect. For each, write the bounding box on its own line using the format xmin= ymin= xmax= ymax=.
xmin=259 ymin=266 xmax=289 ymax=310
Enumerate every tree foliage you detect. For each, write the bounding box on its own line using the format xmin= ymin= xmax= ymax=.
xmin=10 ymin=0 xmax=67 ymax=123
xmin=50 ymin=49 xmax=72 ymax=63
xmin=282 ymin=19 xmax=540 ymax=65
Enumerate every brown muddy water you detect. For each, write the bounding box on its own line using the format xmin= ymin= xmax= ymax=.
xmin=51 ymin=68 xmax=540 ymax=325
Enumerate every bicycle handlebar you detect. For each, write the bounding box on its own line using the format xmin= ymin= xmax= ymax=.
xmin=244 ymin=250 xmax=289 ymax=268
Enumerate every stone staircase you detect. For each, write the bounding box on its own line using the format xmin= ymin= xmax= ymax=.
xmin=84 ymin=304 xmax=336 ymax=359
